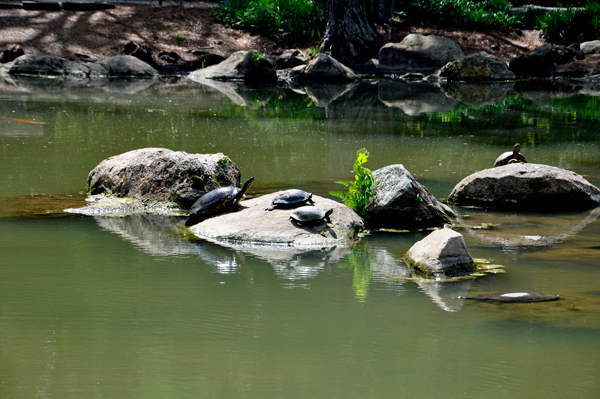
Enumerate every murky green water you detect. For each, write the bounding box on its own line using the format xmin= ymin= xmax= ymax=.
xmin=1 ymin=76 xmax=600 ymax=398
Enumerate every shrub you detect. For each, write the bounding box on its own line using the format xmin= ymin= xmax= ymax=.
xmin=214 ymin=0 xmax=325 ymax=39
xmin=537 ymin=2 xmax=600 ymax=44
xmin=330 ymin=148 xmax=376 ymax=219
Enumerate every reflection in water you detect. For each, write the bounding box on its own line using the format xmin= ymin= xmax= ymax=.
xmin=457 ymin=208 xmax=600 ymax=251
xmin=416 ymin=279 xmax=474 ymax=312
xmin=188 ymin=78 xmax=274 ymax=107
xmin=94 ymin=214 xmax=196 ymax=257
xmin=378 ymin=81 xmax=458 ymax=115
xmin=440 ymin=82 xmax=514 ymax=107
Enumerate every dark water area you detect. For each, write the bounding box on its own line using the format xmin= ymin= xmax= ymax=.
xmin=1 ymin=75 xmax=600 ymax=398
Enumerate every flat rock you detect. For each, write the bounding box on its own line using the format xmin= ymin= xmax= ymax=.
xmin=190 ymin=192 xmax=365 ymax=248
xmin=188 ymin=50 xmax=276 ymax=82
xmin=366 ymin=164 xmax=456 ymax=230
xmin=2 ymin=54 xmax=158 ymax=78
xmin=87 ymin=148 xmax=240 ymax=207
xmin=404 ymin=227 xmax=476 ymax=279
xmin=289 ymin=53 xmax=358 ymax=82
xmin=448 ymin=163 xmax=600 ymax=211
xmin=438 ymin=51 xmax=515 ymax=81
xmin=378 ymin=34 xmax=464 ymax=74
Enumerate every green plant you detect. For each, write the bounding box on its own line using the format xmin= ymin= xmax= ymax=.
xmin=330 ymin=148 xmax=376 ymax=218
xmin=536 ymin=2 xmax=600 ymax=44
xmin=219 ymin=155 xmax=230 ymax=164
xmin=251 ymin=50 xmax=262 ymax=67
xmin=174 ymin=34 xmax=185 ymax=42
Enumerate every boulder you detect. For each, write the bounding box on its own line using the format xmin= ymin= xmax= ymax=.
xmin=507 ymin=44 xmax=581 ymax=77
xmin=378 ymin=34 xmax=464 ymax=74
xmin=448 ymin=163 xmax=600 ymax=212
xmin=437 ymin=51 xmax=515 ymax=81
xmin=92 ymin=55 xmax=159 ymax=78
xmin=404 ymin=227 xmax=476 ymax=279
xmin=87 ymin=148 xmax=241 ymax=207
xmin=2 ymin=54 xmax=158 ymax=78
xmin=189 ymin=192 xmax=365 ymax=248
xmin=289 ymin=53 xmax=358 ymax=82
xmin=188 ymin=50 xmax=276 ymax=82
xmin=366 ymin=164 xmax=456 ymax=230
xmin=0 ymin=44 xmax=24 ymax=64
xmin=580 ymin=40 xmax=600 ymax=55
xmin=3 ymin=54 xmax=89 ymax=77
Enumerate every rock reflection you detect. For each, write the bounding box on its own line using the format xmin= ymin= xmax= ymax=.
xmin=457 ymin=208 xmax=600 ymax=251
xmin=188 ymin=78 xmax=274 ymax=107
xmin=514 ymin=80 xmax=583 ymax=105
xmin=378 ymin=81 xmax=458 ymax=115
xmin=0 ymin=74 xmax=158 ymax=94
xmin=299 ymin=83 xmax=358 ymax=107
xmin=94 ymin=214 xmax=196 ymax=257
xmin=416 ymin=279 xmax=474 ymax=312
xmin=440 ymin=82 xmax=513 ymax=107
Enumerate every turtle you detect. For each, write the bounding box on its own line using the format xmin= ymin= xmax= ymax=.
xmin=494 ymin=143 xmax=527 ymax=167
xmin=289 ymin=206 xmax=333 ymax=226
xmin=265 ymin=189 xmax=314 ymax=211
xmin=185 ymin=176 xmax=255 ymax=227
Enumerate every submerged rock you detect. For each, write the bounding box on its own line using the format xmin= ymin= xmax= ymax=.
xmin=87 ymin=148 xmax=240 ymax=207
xmin=459 ymin=292 xmax=560 ymax=303
xmin=366 ymin=164 xmax=456 ymax=230
xmin=448 ymin=163 xmax=600 ymax=212
xmin=404 ymin=227 xmax=476 ymax=279
xmin=378 ymin=34 xmax=464 ymax=74
xmin=189 ymin=192 xmax=364 ymax=248
xmin=188 ymin=50 xmax=276 ymax=82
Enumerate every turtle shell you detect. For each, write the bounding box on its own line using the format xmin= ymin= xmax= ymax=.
xmin=289 ymin=206 xmax=333 ymax=225
xmin=265 ymin=189 xmax=314 ymax=211
xmin=185 ymin=176 xmax=254 ymax=226
xmin=494 ymin=143 xmax=527 ymax=167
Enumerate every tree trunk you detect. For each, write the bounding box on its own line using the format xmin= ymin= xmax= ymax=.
xmin=319 ymin=0 xmax=381 ymax=63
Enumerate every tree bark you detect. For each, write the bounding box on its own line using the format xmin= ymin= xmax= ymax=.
xmin=319 ymin=0 xmax=381 ymax=63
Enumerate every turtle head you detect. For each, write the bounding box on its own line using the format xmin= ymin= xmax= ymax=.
xmin=235 ymin=176 xmax=255 ymax=204
xmin=513 ymin=143 xmax=521 ymax=154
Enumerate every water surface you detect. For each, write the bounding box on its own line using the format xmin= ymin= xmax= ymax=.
xmin=1 ymin=76 xmax=600 ymax=399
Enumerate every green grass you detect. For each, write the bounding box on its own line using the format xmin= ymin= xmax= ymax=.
xmin=536 ymin=2 xmax=600 ymax=44
xmin=214 ymin=0 xmax=325 ymax=39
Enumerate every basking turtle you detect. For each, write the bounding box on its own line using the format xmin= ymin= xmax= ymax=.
xmin=185 ymin=176 xmax=255 ymax=226
xmin=265 ymin=189 xmax=314 ymax=211
xmin=494 ymin=143 xmax=527 ymax=167
xmin=289 ymin=206 xmax=333 ymax=226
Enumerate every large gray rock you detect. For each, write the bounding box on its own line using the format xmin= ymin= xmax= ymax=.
xmin=289 ymin=53 xmax=358 ymax=82
xmin=378 ymin=34 xmax=464 ymax=74
xmin=580 ymin=40 xmax=600 ymax=55
xmin=87 ymin=148 xmax=240 ymax=207
xmin=448 ymin=163 xmax=600 ymax=211
xmin=2 ymin=54 xmax=158 ymax=78
xmin=190 ymin=192 xmax=365 ymax=248
xmin=404 ymin=227 xmax=476 ymax=279
xmin=366 ymin=164 xmax=456 ymax=230
xmin=92 ymin=55 xmax=158 ymax=78
xmin=188 ymin=50 xmax=276 ymax=82
xmin=509 ymin=44 xmax=555 ymax=77
xmin=437 ymin=51 xmax=515 ymax=81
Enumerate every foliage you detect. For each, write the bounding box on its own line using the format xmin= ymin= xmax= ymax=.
xmin=174 ymin=34 xmax=185 ymax=42
xmin=214 ymin=0 xmax=325 ymax=39
xmin=397 ymin=0 xmax=526 ymax=29
xmin=536 ymin=2 xmax=600 ymax=44
xmin=251 ymin=50 xmax=262 ymax=67
xmin=330 ymin=148 xmax=376 ymax=219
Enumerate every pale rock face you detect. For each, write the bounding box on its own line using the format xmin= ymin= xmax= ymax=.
xmin=448 ymin=163 xmax=600 ymax=212
xmin=405 ymin=227 xmax=476 ymax=279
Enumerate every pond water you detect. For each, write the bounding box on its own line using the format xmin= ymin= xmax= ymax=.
xmin=1 ymin=76 xmax=600 ymax=399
